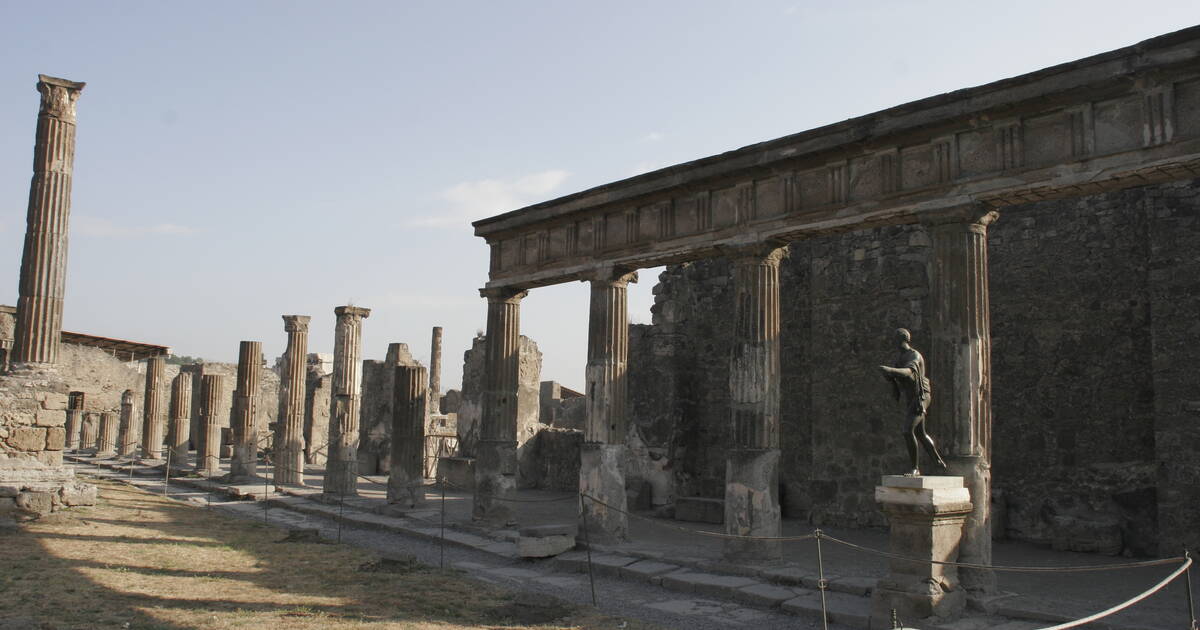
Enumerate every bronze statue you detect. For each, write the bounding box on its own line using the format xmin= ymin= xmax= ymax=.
xmin=879 ymin=328 xmax=947 ymax=476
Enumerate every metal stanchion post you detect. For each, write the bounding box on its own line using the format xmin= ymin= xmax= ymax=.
xmin=439 ymin=475 xmax=446 ymax=569
xmin=815 ymin=529 xmax=829 ymax=630
xmin=1185 ymin=548 xmax=1197 ymax=630
xmin=579 ymin=493 xmax=598 ymax=608
xmin=336 ymin=461 xmax=347 ymax=544
xmin=163 ymin=448 xmax=171 ymax=496
xmin=263 ymin=457 xmax=270 ymax=523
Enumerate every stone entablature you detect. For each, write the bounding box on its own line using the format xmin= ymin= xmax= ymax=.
xmin=475 ymin=27 xmax=1200 ymax=290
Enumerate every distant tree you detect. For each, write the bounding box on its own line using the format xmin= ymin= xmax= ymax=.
xmin=165 ymin=354 xmax=205 ymax=365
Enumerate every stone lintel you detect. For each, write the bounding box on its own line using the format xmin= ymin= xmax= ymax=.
xmin=37 ymin=75 xmax=86 ymax=91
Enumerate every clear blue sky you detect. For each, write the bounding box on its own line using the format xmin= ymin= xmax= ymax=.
xmin=2 ymin=1 xmax=1197 ymax=391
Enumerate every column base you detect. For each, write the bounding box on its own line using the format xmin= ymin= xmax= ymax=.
xmin=869 ymin=475 xmax=972 ymax=629
xmin=387 ymin=472 xmax=424 ymax=509
xmin=723 ymin=448 xmax=781 ymax=562
xmin=947 ymin=456 xmax=996 ymax=594
xmin=323 ymin=450 xmax=359 ymax=497
xmin=275 ymin=448 xmax=305 ymax=486
xmin=473 ymin=439 xmax=516 ymax=526
xmin=579 ymin=443 xmax=628 ymax=543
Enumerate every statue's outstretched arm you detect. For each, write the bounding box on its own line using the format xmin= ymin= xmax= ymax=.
xmin=879 ymin=365 xmax=915 ymax=382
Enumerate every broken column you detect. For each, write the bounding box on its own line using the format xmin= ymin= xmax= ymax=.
xmin=323 ymin=306 xmax=370 ymax=497
xmin=79 ymin=412 xmax=98 ymax=452
xmin=117 ymin=389 xmax=139 ymax=458
xmin=723 ymin=244 xmax=787 ymax=561
xmin=277 ymin=315 xmax=310 ymax=486
xmin=96 ymin=411 xmax=117 ymax=457
xmin=388 ymin=364 xmax=427 ymax=508
xmin=65 ymin=393 xmax=84 ymax=450
xmin=197 ymin=374 xmax=227 ymax=476
xmin=474 ymin=288 xmax=527 ymax=523
xmin=870 ymin=476 xmax=973 ymax=624
xmin=925 ymin=208 xmax=999 ymax=593
xmin=580 ymin=269 xmax=637 ymax=541
xmin=141 ymin=355 xmax=166 ymax=460
xmin=167 ymin=372 xmax=192 ymax=468
xmin=229 ymin=341 xmax=262 ymax=480
xmin=429 ymin=326 xmax=443 ymax=414
xmin=12 ymin=76 xmax=85 ymax=365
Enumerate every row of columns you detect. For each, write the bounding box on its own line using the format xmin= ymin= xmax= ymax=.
xmin=474 ymin=208 xmax=997 ymax=578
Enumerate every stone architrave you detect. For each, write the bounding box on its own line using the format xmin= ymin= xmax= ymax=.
xmin=580 ymin=269 xmax=637 ymax=542
xmin=429 ymin=326 xmax=443 ymax=414
xmin=388 ymin=364 xmax=427 ymax=508
xmin=12 ymin=75 xmax=84 ymax=365
xmin=167 ymin=372 xmax=192 ymax=469
xmin=924 ymin=207 xmax=999 ymax=593
xmin=65 ymin=408 xmax=84 ymax=450
xmin=869 ymin=475 xmax=973 ymax=626
xmin=117 ymin=390 xmax=139 ymax=458
xmin=141 ymin=355 xmax=166 ymax=460
xmin=97 ymin=412 xmax=118 ymax=458
xmin=277 ymin=316 xmax=310 ymax=486
xmin=723 ymin=244 xmax=787 ymax=561
xmin=229 ymin=341 xmax=262 ymax=480
xmin=197 ymin=374 xmax=227 ymax=476
xmin=323 ymin=306 xmax=370 ymax=497
xmin=79 ymin=412 xmax=99 ymax=452
xmin=473 ymin=288 xmax=527 ymax=524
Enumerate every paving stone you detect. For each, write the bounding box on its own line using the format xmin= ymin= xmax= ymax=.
xmin=829 ymin=575 xmax=875 ymax=596
xmin=550 ymin=550 xmax=589 ymax=573
xmin=760 ymin=566 xmax=813 ymax=586
xmin=734 ymin=582 xmax=799 ymax=608
xmin=661 ymin=571 xmax=759 ymax=598
xmin=585 ymin=554 xmax=639 ymax=577
xmin=619 ymin=559 xmax=680 ymax=582
xmin=519 ymin=523 xmax=575 ymax=537
xmin=781 ymin=590 xmax=870 ymax=628
xmin=517 ymin=534 xmax=575 ymax=558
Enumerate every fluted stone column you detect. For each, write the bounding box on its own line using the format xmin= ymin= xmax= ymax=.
xmin=278 ymin=316 xmax=310 ymax=486
xmin=323 ymin=306 xmax=370 ymax=497
xmin=580 ymin=269 xmax=637 ymax=541
xmin=723 ymin=244 xmax=787 ymax=561
xmin=97 ymin=412 xmax=118 ymax=457
xmin=389 ymin=364 xmax=428 ymax=508
xmin=229 ymin=341 xmax=262 ymax=480
xmin=429 ymin=326 xmax=443 ymax=414
xmin=197 ymin=374 xmax=227 ymax=476
xmin=117 ymin=390 xmax=139 ymax=458
xmin=167 ymin=372 xmax=192 ymax=469
xmin=925 ymin=207 xmax=999 ymax=593
xmin=473 ymin=288 xmax=527 ymax=524
xmin=80 ymin=412 xmax=99 ymax=452
xmin=65 ymin=409 xmax=84 ymax=450
xmin=141 ymin=356 xmax=166 ymax=460
xmin=12 ymin=75 xmax=84 ymax=365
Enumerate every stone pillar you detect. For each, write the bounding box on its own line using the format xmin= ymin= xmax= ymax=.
xmin=323 ymin=306 xmax=370 ymax=497
xmin=117 ymin=390 xmax=139 ymax=458
xmin=12 ymin=75 xmax=84 ymax=365
xmin=97 ymin=412 xmax=118 ymax=457
xmin=925 ymin=208 xmax=998 ymax=593
xmin=869 ymin=476 xmax=972 ymax=626
xmin=429 ymin=326 xmax=443 ymax=414
xmin=473 ymin=288 xmax=527 ymax=523
xmin=65 ymin=409 xmax=84 ymax=450
xmin=167 ymin=372 xmax=192 ymax=468
xmin=278 ymin=315 xmax=310 ymax=486
xmin=580 ymin=269 xmax=637 ymax=541
xmin=183 ymin=363 xmax=205 ymax=448
xmin=197 ymin=374 xmax=227 ymax=476
xmin=80 ymin=412 xmax=98 ymax=452
xmin=140 ymin=356 xmax=166 ymax=460
xmin=229 ymin=341 xmax=262 ymax=480
xmin=723 ymin=244 xmax=786 ymax=561
xmin=389 ymin=364 xmax=427 ymax=508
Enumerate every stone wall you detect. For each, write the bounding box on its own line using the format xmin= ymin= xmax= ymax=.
xmin=358 ymin=343 xmax=419 ymax=475
xmin=627 ymin=178 xmax=1200 ymax=556
xmin=454 ymin=334 xmax=543 ymax=467
xmin=527 ymin=428 xmax=582 ymax=491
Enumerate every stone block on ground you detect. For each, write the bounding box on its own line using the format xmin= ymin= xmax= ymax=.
xmin=15 ymin=491 xmax=53 ymax=516
xmin=619 ymin=559 xmax=680 ymax=582
xmin=782 ymin=590 xmax=870 ymax=628
xmin=735 ymin=582 xmax=799 ymax=608
xmin=517 ymin=533 xmax=575 ymax=558
xmin=59 ymin=482 xmax=97 ymax=506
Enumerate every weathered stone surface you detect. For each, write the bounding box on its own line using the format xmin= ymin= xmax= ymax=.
xmin=519 ymin=523 xmax=575 ymax=537
xmin=516 ymin=533 xmax=574 ymax=557
xmin=229 ymin=341 xmax=262 ymax=479
xmin=675 ymin=497 xmax=724 ymax=524
xmin=387 ymin=364 xmax=426 ymax=508
xmin=15 ymin=490 xmax=53 ymax=516
xmin=141 ymin=355 xmax=166 ymax=460
xmin=44 ymin=427 xmax=64 ymax=451
xmin=59 ymin=481 xmax=96 ymax=506
xmin=660 ymin=571 xmax=759 ymax=598
xmin=324 ymin=306 xmax=370 ymax=497
xmin=735 ymin=582 xmax=798 ymax=608
xmin=277 ymin=316 xmax=310 ymax=485
xmin=197 ymin=374 xmax=228 ymax=475
xmin=7 ymin=427 xmax=45 ymax=452
xmin=618 ymin=559 xmax=679 ymax=582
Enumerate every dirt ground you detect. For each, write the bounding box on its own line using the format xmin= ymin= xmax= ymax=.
xmin=0 ymin=477 xmax=657 ymax=630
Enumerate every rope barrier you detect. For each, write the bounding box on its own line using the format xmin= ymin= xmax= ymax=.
xmin=1033 ymin=555 xmax=1192 ymax=630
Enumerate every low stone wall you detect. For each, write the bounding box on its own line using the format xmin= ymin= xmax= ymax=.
xmin=528 ymin=428 xmax=582 ymax=492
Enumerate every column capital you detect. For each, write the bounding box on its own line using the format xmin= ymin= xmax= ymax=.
xmin=720 ymin=241 xmax=789 ymax=266
xmin=584 ymin=267 xmax=639 ymax=287
xmin=479 ymin=287 xmax=529 ymax=304
xmin=920 ymin=206 xmax=999 ymax=232
xmin=334 ymin=305 xmax=371 ymax=319
xmin=282 ymin=314 xmax=312 ymax=333
xmin=37 ymin=75 xmax=85 ymax=122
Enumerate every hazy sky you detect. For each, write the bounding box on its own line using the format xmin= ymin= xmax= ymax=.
xmin=1 ymin=2 xmax=1197 ymax=391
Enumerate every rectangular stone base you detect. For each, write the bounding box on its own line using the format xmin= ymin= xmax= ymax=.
xmin=0 ymin=467 xmax=96 ymax=520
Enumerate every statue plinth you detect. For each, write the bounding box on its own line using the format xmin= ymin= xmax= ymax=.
xmin=869 ymin=475 xmax=971 ymax=628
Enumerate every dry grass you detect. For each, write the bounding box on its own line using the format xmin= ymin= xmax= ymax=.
xmin=0 ymin=478 xmax=657 ymax=630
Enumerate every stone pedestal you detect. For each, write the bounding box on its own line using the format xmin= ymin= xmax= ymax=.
xmin=388 ymin=365 xmax=427 ymax=508
xmin=869 ymin=475 xmax=972 ymax=628
xmin=323 ymin=306 xmax=370 ymax=497
xmin=277 ymin=316 xmax=310 ymax=486
xmin=229 ymin=341 xmax=262 ymax=480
